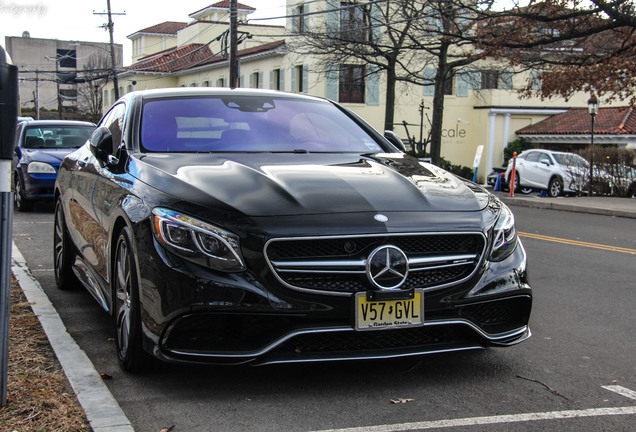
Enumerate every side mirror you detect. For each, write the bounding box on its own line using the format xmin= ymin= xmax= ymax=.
xmin=541 ymin=160 xmax=550 ymax=166
xmin=384 ymin=130 xmax=406 ymax=153
xmin=89 ymin=126 xmax=113 ymax=163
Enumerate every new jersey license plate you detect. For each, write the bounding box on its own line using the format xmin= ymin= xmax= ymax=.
xmin=355 ymin=290 xmax=424 ymax=331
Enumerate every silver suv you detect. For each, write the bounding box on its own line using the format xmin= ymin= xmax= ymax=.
xmin=505 ymin=149 xmax=588 ymax=197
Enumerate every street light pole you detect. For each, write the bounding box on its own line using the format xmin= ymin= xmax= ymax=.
xmin=587 ymin=96 xmax=599 ymax=197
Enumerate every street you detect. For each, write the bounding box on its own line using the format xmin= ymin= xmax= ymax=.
xmin=11 ymin=203 xmax=636 ymax=432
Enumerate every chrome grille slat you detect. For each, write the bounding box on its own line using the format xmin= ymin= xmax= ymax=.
xmin=264 ymin=232 xmax=487 ymax=296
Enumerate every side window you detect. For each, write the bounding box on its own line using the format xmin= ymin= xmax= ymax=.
xmin=100 ymin=103 xmax=126 ymax=153
xmin=538 ymin=153 xmax=551 ymax=165
xmin=525 ymin=152 xmax=540 ymax=163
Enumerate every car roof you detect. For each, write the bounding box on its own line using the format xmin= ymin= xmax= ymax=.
xmin=19 ymin=120 xmax=96 ymax=127
xmin=127 ymin=87 xmax=329 ymax=104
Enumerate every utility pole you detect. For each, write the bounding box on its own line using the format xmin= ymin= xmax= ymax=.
xmin=55 ymin=56 xmax=63 ymax=119
xmin=229 ymin=0 xmax=238 ymax=89
xmin=94 ymin=0 xmax=125 ymax=100
xmin=34 ymin=69 xmax=39 ymax=119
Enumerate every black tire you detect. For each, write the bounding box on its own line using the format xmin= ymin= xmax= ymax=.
xmin=113 ymin=227 xmax=153 ymax=373
xmin=53 ymin=199 xmax=79 ymax=289
xmin=548 ymin=177 xmax=563 ymax=197
xmin=14 ymin=175 xmax=32 ymax=212
xmin=513 ymin=174 xmax=533 ymax=195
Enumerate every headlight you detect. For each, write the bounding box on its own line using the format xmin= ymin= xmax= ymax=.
xmin=490 ymin=203 xmax=518 ymax=262
xmin=151 ymin=208 xmax=245 ymax=272
xmin=27 ymin=162 xmax=56 ymax=174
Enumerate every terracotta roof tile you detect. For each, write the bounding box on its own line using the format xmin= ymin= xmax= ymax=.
xmin=132 ymin=21 xmax=187 ymax=36
xmin=126 ymin=40 xmax=285 ymax=74
xmin=190 ymin=1 xmax=256 ymax=17
xmin=517 ymin=106 xmax=636 ymax=135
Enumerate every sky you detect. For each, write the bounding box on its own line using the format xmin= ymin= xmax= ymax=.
xmin=0 ymin=0 xmax=286 ymax=66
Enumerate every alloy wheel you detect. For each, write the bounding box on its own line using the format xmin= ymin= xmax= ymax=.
xmin=115 ymin=239 xmax=133 ymax=359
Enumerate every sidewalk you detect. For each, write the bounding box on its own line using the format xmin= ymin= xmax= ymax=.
xmin=494 ymin=191 xmax=636 ymax=219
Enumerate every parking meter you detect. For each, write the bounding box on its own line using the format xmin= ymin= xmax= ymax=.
xmin=0 ymin=45 xmax=18 ymax=161
xmin=0 ymin=43 xmax=18 ymax=407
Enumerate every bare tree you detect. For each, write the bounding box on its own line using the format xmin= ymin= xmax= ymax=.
xmin=472 ymin=0 xmax=636 ymax=104
xmin=290 ymin=0 xmax=494 ymax=165
xmin=78 ymin=52 xmax=110 ymax=123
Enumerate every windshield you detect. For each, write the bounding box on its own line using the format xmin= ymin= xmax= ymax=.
xmin=553 ymin=153 xmax=588 ymax=168
xmin=140 ymin=96 xmax=384 ymax=153
xmin=23 ymin=125 xmax=94 ymax=149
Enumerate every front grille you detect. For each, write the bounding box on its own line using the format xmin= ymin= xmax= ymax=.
xmin=271 ymin=325 xmax=478 ymax=355
xmin=265 ymin=233 xmax=486 ymax=295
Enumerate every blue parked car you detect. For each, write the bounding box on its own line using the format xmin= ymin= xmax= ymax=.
xmin=13 ymin=120 xmax=95 ymax=211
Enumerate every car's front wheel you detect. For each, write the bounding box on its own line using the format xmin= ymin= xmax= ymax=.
xmin=14 ymin=176 xmax=32 ymax=212
xmin=53 ymin=199 xmax=79 ymax=289
xmin=514 ymin=174 xmax=533 ymax=195
xmin=113 ymin=227 xmax=153 ymax=373
xmin=548 ymin=177 xmax=563 ymax=197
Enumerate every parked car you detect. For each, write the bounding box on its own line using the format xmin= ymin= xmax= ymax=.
xmin=13 ymin=120 xmax=95 ymax=211
xmin=486 ymin=167 xmax=509 ymax=191
xmin=54 ymin=88 xmax=532 ymax=372
xmin=505 ymin=149 xmax=589 ymax=197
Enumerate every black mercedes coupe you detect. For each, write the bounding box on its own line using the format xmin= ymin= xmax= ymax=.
xmin=54 ymin=88 xmax=531 ymax=372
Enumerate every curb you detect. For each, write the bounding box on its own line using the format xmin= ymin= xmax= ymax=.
xmin=11 ymin=243 xmax=135 ymax=432
xmin=498 ymin=197 xmax=636 ymax=219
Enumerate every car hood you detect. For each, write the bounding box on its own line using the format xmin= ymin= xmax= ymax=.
xmin=22 ymin=148 xmax=77 ymax=166
xmin=129 ymin=153 xmax=490 ymax=217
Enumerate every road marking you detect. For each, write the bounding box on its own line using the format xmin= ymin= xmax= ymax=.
xmin=518 ymin=232 xmax=636 ymax=255
xmin=308 ymin=407 xmax=636 ymax=432
xmin=603 ymin=385 xmax=636 ymax=401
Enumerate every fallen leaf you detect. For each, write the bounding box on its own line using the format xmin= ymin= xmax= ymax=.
xmin=160 ymin=426 xmax=175 ymax=432
xmin=612 ymin=380 xmax=618 ymax=384
xmin=100 ymin=373 xmax=113 ymax=380
xmin=391 ymin=398 xmax=414 ymax=404
xmin=107 ymin=337 xmax=115 ymax=342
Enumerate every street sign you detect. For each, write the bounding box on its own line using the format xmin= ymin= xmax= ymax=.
xmin=473 ymin=145 xmax=484 ymax=168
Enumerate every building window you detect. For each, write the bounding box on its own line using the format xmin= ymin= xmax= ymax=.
xmin=295 ymin=65 xmax=304 ymax=92
xmin=252 ymin=72 xmax=260 ymax=88
xmin=104 ymin=89 xmax=109 ymax=107
xmin=480 ymin=71 xmax=499 ymax=89
xmin=217 ymin=77 xmax=225 ymax=87
xmin=56 ymin=49 xmax=76 ymax=68
xmin=127 ymin=84 xmax=133 ymax=93
xmin=296 ymin=4 xmax=306 ymax=34
xmin=273 ymin=68 xmax=282 ymax=90
xmin=340 ymin=1 xmax=371 ymax=41
xmin=202 ymin=80 xmax=210 ymax=87
xmin=338 ymin=65 xmax=365 ymax=103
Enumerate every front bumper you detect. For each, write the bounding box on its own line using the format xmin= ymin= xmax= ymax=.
xmin=135 ymin=225 xmax=532 ymax=365
xmin=22 ymin=173 xmax=56 ymax=199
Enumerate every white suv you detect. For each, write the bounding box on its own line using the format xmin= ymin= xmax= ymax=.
xmin=505 ymin=150 xmax=589 ymax=197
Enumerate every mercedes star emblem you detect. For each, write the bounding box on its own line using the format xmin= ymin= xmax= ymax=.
xmin=366 ymin=245 xmax=409 ymax=290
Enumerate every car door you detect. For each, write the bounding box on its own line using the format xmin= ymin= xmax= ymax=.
xmin=517 ymin=151 xmax=540 ymax=187
xmin=533 ymin=152 xmax=555 ymax=189
xmin=70 ymin=103 xmax=126 ymax=290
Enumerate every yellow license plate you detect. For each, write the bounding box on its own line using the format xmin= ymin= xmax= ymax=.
xmin=355 ymin=290 xmax=424 ymax=331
